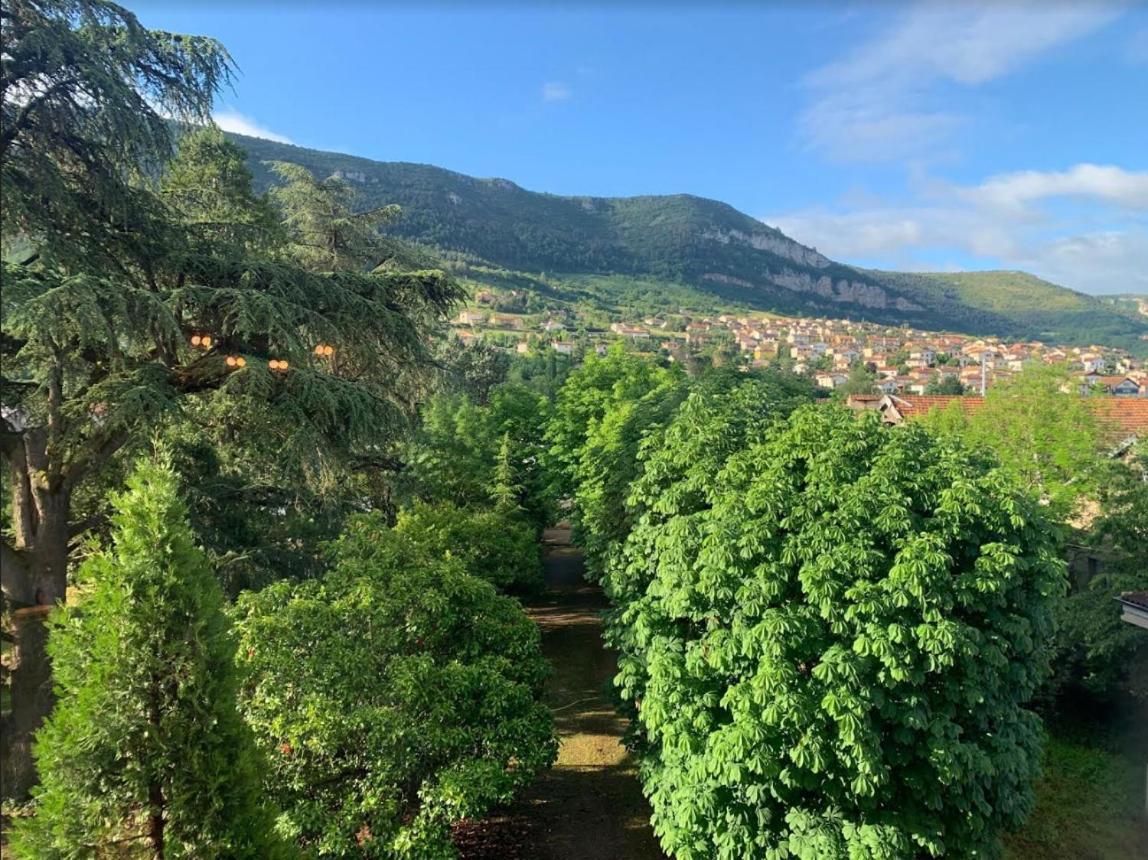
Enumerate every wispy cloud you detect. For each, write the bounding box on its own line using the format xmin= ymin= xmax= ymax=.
xmin=541 ymin=82 xmax=572 ymax=103
xmin=767 ymin=163 xmax=1148 ymax=295
xmin=800 ymin=2 xmax=1124 ymax=162
xmin=961 ymin=164 xmax=1148 ymax=212
xmin=212 ymin=110 xmax=294 ymax=144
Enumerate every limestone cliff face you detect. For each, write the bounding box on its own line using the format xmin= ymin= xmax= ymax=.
xmin=702 ymin=228 xmax=830 ymax=269
xmin=703 ymin=269 xmax=920 ymax=310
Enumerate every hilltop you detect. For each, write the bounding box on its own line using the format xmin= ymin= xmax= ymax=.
xmin=226 ymin=132 xmax=1148 ymax=352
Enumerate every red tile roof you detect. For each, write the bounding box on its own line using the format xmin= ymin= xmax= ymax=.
xmin=1091 ymin=398 xmax=1148 ymax=438
xmin=890 ymin=395 xmax=986 ymax=418
xmin=891 ymin=394 xmax=1148 ymax=439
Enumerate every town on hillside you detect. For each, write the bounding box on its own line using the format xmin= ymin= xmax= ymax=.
xmin=451 ymin=288 xmax=1148 ymax=397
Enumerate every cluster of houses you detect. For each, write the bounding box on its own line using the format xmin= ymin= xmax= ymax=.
xmin=452 ymin=304 xmax=1147 ymax=397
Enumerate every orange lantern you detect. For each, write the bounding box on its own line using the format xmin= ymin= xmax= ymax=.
xmin=225 ymin=356 xmax=237 ymax=367
xmin=236 ymin=356 xmax=246 ymax=368
xmin=190 ymin=334 xmax=202 ymax=347
xmin=323 ymin=345 xmax=334 ymax=356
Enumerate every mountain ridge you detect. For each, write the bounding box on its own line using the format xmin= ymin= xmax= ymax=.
xmin=224 ymin=131 xmax=1148 ymax=352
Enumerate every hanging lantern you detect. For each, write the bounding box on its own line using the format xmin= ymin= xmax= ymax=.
xmin=200 ymin=335 xmax=213 ymax=348
xmin=190 ymin=334 xmax=202 ymax=347
xmin=269 ymin=358 xmax=289 ymax=372
xmin=226 ymin=356 xmax=237 ymax=367
xmin=236 ymin=356 xmax=247 ymax=368
xmin=323 ymin=345 xmax=334 ymax=357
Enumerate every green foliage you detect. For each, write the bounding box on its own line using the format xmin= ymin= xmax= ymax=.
xmin=610 ymin=406 xmax=1063 ymax=859
xmin=10 ymin=457 xmax=286 ymax=857
xmin=441 ymin=341 xmax=511 ymax=405
xmin=268 ymin=161 xmax=402 ymax=272
xmin=925 ymin=376 xmax=966 ymax=395
xmin=556 ymin=352 xmax=687 ymax=578
xmin=869 ymin=270 xmax=1148 ymax=354
xmin=391 ymin=501 xmax=543 ymax=593
xmin=546 ymin=346 xmax=677 ymax=504
xmin=0 ymin=114 xmax=461 ymax=568
xmin=832 ymin=362 xmax=878 ymax=399
xmin=160 ymin=415 xmax=359 ymax=596
xmin=505 ymin=348 xmax=576 ymax=399
xmin=233 ymin=513 xmax=556 ymax=859
xmin=605 ymin=370 xmax=817 ymax=616
xmin=1052 ymin=448 xmax=1148 ymax=700
xmin=162 ymin=126 xmax=282 ymax=255
xmin=922 ymin=365 xmax=1104 ymax=523
xmin=1 ymin=0 xmax=233 ymax=266
xmin=403 ymin=383 xmax=554 ymax=532
xmin=491 ymin=432 xmax=521 ymax=512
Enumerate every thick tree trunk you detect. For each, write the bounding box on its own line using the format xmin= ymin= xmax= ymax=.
xmin=1 ymin=432 xmax=73 ymax=800
xmin=1 ymin=605 xmax=53 ymax=799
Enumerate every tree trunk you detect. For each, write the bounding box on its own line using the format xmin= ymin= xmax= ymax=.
xmin=1 ymin=605 xmax=53 ymax=800
xmin=148 ymin=778 xmax=166 ymax=860
xmin=1 ymin=432 xmax=73 ymax=800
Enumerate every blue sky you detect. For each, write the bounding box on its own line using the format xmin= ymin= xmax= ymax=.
xmin=134 ymin=1 xmax=1147 ymax=295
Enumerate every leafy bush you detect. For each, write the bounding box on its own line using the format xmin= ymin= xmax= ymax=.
xmin=613 ymin=406 xmax=1064 ymax=859
xmin=233 ymin=513 xmax=556 ymax=858
xmin=10 ymin=458 xmax=286 ymax=858
xmin=392 ymin=500 xmax=543 ymax=593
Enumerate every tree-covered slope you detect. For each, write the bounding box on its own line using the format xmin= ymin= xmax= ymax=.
xmin=866 ymin=270 xmax=1148 ymax=348
xmin=227 ymin=132 xmax=1148 ymax=349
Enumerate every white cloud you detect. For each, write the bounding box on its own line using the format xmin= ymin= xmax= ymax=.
xmin=541 ymin=82 xmax=571 ymax=103
xmin=1039 ymin=230 xmax=1148 ymax=294
xmin=766 ymin=163 xmax=1148 ymax=295
xmin=212 ymin=110 xmax=293 ymax=144
xmin=962 ymin=164 xmax=1148 ymax=211
xmin=801 ymin=2 xmax=1124 ymax=162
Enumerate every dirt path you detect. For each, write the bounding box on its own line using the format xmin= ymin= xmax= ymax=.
xmin=455 ymin=527 xmax=664 ymax=859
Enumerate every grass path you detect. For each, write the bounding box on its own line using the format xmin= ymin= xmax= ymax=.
xmin=455 ymin=526 xmax=664 ymax=859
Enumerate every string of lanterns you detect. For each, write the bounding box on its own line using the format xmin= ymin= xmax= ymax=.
xmin=189 ymin=333 xmax=335 ymax=373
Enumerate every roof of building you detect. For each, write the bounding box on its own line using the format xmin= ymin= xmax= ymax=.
xmin=1091 ymin=398 xmax=1148 ymax=438
xmin=1118 ymin=591 xmax=1148 ymax=611
xmin=887 ymin=395 xmax=987 ymax=418
xmin=849 ymin=394 xmax=1148 ymax=440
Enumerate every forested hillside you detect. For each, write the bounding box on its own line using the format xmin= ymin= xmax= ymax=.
xmin=227 ymin=132 xmax=1148 ymax=351
xmin=869 ymin=270 xmax=1148 ymax=352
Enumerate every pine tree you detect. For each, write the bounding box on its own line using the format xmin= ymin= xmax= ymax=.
xmin=3 ymin=121 xmax=460 ymax=794
xmin=267 ymin=161 xmax=401 ymax=272
xmin=490 ymin=431 xmax=522 ymax=512
xmin=9 ymin=456 xmax=289 ymax=858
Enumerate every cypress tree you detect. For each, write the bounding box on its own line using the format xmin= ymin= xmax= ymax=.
xmin=10 ymin=456 xmax=289 ymax=858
